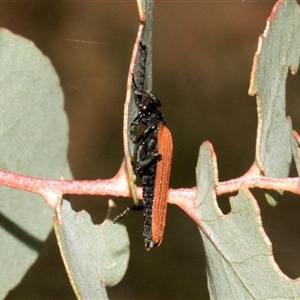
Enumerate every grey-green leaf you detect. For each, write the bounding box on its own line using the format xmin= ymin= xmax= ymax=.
xmin=0 ymin=28 xmax=72 ymax=299
xmin=53 ymin=200 xmax=129 ymax=300
xmin=196 ymin=142 xmax=300 ymax=299
xmin=248 ymin=0 xmax=300 ymax=205
xmin=123 ymin=0 xmax=154 ymax=205
xmin=291 ymin=130 xmax=300 ymax=176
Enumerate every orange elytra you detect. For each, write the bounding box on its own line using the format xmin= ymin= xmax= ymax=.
xmin=150 ymin=123 xmax=173 ymax=248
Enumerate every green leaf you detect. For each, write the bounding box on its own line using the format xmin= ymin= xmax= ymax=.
xmin=123 ymin=0 xmax=154 ymax=206
xmin=291 ymin=130 xmax=300 ymax=176
xmin=196 ymin=142 xmax=300 ymax=299
xmin=53 ymin=200 xmax=129 ymax=299
xmin=0 ymin=29 xmax=72 ymax=298
xmin=248 ymin=0 xmax=300 ymax=205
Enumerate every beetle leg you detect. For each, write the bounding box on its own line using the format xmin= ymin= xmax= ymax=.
xmin=113 ymin=205 xmax=144 ymax=223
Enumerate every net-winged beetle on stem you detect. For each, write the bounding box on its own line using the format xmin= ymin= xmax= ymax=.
xmin=115 ymin=42 xmax=173 ymax=250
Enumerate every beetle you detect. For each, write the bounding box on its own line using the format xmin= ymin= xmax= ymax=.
xmin=115 ymin=42 xmax=172 ymax=250
xmin=115 ymin=81 xmax=172 ymax=250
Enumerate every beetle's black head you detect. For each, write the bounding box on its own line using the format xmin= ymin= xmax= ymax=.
xmin=139 ymin=94 xmax=161 ymax=113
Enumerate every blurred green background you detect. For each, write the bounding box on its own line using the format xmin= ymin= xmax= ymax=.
xmin=2 ymin=1 xmax=300 ymax=299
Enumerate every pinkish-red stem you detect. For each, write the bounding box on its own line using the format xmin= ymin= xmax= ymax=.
xmin=0 ymin=160 xmax=299 ymax=220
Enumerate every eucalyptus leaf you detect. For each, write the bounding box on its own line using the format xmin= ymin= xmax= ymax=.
xmin=53 ymin=200 xmax=129 ymax=300
xmin=248 ymin=0 xmax=300 ymax=205
xmin=0 ymin=29 xmax=72 ymax=299
xmin=291 ymin=131 xmax=300 ymax=176
xmin=196 ymin=142 xmax=300 ymax=299
xmin=123 ymin=0 xmax=154 ymax=206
